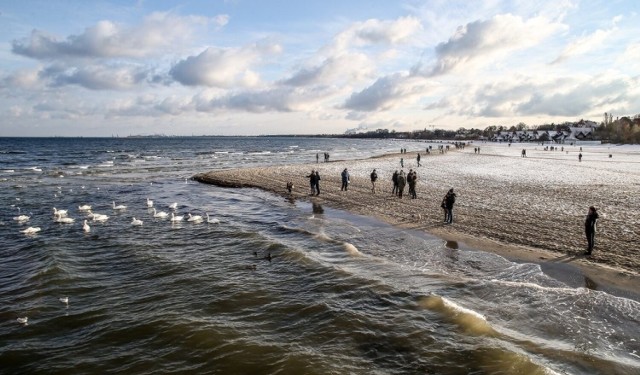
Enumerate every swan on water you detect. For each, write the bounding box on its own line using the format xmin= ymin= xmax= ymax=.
xmin=146 ymin=198 xmax=153 ymax=208
xmin=59 ymin=297 xmax=69 ymax=305
xmin=153 ymin=208 xmax=168 ymax=218
xmin=78 ymin=204 xmax=92 ymax=211
xmin=16 ymin=317 xmax=28 ymax=325
xmin=131 ymin=217 xmax=143 ymax=226
xmin=91 ymin=212 xmax=109 ymax=222
xmin=55 ymin=213 xmax=75 ymax=224
xmin=53 ymin=207 xmax=68 ymax=217
xmin=83 ymin=220 xmax=90 ymax=232
xmin=169 ymin=202 xmax=178 ymax=210
xmin=112 ymin=201 xmax=127 ymax=210
xmin=13 ymin=214 xmax=30 ymax=222
xmin=187 ymin=213 xmax=203 ymax=223
xmin=21 ymin=227 xmax=41 ymax=235
xmin=206 ymin=213 xmax=220 ymax=224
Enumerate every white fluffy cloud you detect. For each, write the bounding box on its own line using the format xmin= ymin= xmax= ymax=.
xmin=342 ymin=73 xmax=429 ymax=111
xmin=12 ymin=12 xmax=213 ymax=59
xmin=170 ymin=42 xmax=281 ymax=88
xmin=421 ymin=14 xmax=564 ymax=76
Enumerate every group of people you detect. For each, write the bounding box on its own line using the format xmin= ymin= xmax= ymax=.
xmin=391 ymin=169 xmax=419 ymax=199
xmin=316 ymin=153 xmax=331 ymax=163
xmin=306 ymin=170 xmax=321 ymax=196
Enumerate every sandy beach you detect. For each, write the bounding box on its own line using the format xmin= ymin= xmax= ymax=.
xmin=194 ymin=143 xmax=639 ymax=292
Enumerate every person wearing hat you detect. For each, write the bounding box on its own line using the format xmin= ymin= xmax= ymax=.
xmin=370 ymin=168 xmax=378 ymax=193
xmin=584 ymin=206 xmax=599 ymax=255
xmin=442 ymin=188 xmax=456 ymax=224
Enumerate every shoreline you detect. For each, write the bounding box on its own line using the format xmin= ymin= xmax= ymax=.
xmin=194 ymin=147 xmax=639 ymax=296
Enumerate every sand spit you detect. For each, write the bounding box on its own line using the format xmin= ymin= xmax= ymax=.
xmin=194 ymin=144 xmax=639 ymax=289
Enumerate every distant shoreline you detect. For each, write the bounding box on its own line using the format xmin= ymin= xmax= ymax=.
xmin=194 ymin=146 xmax=639 ymax=296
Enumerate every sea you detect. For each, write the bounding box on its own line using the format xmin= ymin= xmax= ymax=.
xmin=1 ymin=137 xmax=638 ymax=375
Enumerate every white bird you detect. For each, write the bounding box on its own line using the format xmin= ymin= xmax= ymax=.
xmin=146 ymin=198 xmax=153 ymax=208
xmin=53 ymin=207 xmax=68 ymax=217
xmin=206 ymin=213 xmax=220 ymax=224
xmin=131 ymin=217 xmax=143 ymax=226
xmin=21 ymin=227 xmax=41 ymax=235
xmin=78 ymin=204 xmax=92 ymax=211
xmin=16 ymin=317 xmax=28 ymax=325
xmin=153 ymin=208 xmax=168 ymax=219
xmin=169 ymin=202 xmax=178 ymax=210
xmin=187 ymin=213 xmax=203 ymax=223
xmin=13 ymin=214 xmax=30 ymax=223
xmin=112 ymin=201 xmax=127 ymax=210
xmin=91 ymin=213 xmax=109 ymax=222
xmin=83 ymin=220 xmax=90 ymax=232
xmin=170 ymin=212 xmax=184 ymax=222
xmin=59 ymin=297 xmax=69 ymax=305
xmin=55 ymin=213 xmax=75 ymax=224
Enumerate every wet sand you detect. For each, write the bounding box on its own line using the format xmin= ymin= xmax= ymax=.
xmin=194 ymin=145 xmax=639 ymax=294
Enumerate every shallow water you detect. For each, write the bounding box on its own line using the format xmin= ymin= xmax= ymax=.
xmin=1 ymin=137 xmax=638 ymax=374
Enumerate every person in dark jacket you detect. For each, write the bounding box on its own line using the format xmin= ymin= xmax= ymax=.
xmin=442 ymin=188 xmax=456 ymax=224
xmin=584 ymin=206 xmax=599 ymax=255
xmin=341 ymin=168 xmax=350 ymax=191
xmin=306 ymin=170 xmax=317 ymax=195
xmin=370 ymin=169 xmax=378 ymax=193
xmin=397 ymin=170 xmax=406 ymax=198
xmin=392 ymin=170 xmax=399 ymax=195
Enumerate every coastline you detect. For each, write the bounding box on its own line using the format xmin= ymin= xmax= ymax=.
xmin=194 ymin=147 xmax=639 ymax=296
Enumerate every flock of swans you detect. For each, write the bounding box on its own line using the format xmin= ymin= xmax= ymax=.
xmin=13 ymin=197 xmax=220 ymax=236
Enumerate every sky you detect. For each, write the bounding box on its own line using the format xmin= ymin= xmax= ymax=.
xmin=0 ymin=0 xmax=639 ymax=136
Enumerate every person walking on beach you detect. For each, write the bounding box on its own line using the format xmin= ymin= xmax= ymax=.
xmin=400 ymin=158 xmax=404 ymax=168
xmin=307 ymin=170 xmax=317 ymax=195
xmin=441 ymin=188 xmax=456 ymax=224
xmin=392 ymin=170 xmax=399 ymax=195
xmin=370 ymin=169 xmax=378 ymax=193
xmin=341 ymin=168 xmax=350 ymax=191
xmin=316 ymin=153 xmax=319 ymax=164
xmin=314 ymin=170 xmax=321 ymax=195
xmin=521 ymin=149 xmax=526 ymax=157
xmin=397 ymin=170 xmax=406 ymax=198
xmin=579 ymin=153 xmax=583 ymax=162
xmin=408 ymin=170 xmax=417 ymax=199
xmin=584 ymin=206 xmax=599 ymax=255
xmin=416 ymin=153 xmax=421 ymax=167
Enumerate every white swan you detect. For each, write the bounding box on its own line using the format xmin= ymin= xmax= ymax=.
xmin=16 ymin=317 xmax=28 ymax=325
xmin=146 ymin=198 xmax=153 ymax=208
xmin=170 ymin=212 xmax=184 ymax=222
xmin=55 ymin=213 xmax=75 ymax=224
xmin=131 ymin=217 xmax=143 ymax=226
xmin=21 ymin=227 xmax=41 ymax=235
xmin=92 ymin=213 xmax=109 ymax=222
xmin=13 ymin=214 xmax=30 ymax=222
xmin=83 ymin=220 xmax=90 ymax=232
xmin=206 ymin=213 xmax=220 ymax=224
xmin=53 ymin=207 xmax=68 ymax=217
xmin=78 ymin=204 xmax=92 ymax=211
xmin=169 ymin=202 xmax=178 ymax=210
xmin=187 ymin=213 xmax=203 ymax=223
xmin=59 ymin=297 xmax=69 ymax=305
xmin=153 ymin=208 xmax=169 ymax=218
xmin=112 ymin=201 xmax=127 ymax=210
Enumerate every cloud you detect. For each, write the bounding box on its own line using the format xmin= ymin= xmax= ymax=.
xmin=417 ymin=14 xmax=563 ymax=76
xmin=2 ymin=68 xmax=43 ymax=89
xmin=280 ymin=52 xmax=373 ymax=87
xmin=42 ymin=64 xmax=153 ymax=90
xmin=551 ymin=21 xmax=618 ymax=64
xmin=170 ymin=41 xmax=281 ymax=88
xmin=12 ymin=12 xmax=213 ymax=60
xmin=342 ymin=73 xmax=428 ymax=111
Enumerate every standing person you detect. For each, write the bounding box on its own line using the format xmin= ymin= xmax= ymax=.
xmin=341 ymin=168 xmax=350 ymax=191
xmin=417 ymin=153 xmax=421 ymax=167
xmin=579 ymin=153 xmax=583 ymax=162
xmin=400 ymin=158 xmax=404 ymax=168
xmin=392 ymin=170 xmax=399 ymax=195
xmin=522 ymin=149 xmax=526 ymax=157
xmin=409 ymin=170 xmax=417 ymax=199
xmin=370 ymin=168 xmax=378 ymax=193
xmin=584 ymin=206 xmax=599 ymax=255
xmin=442 ymin=188 xmax=456 ymax=224
xmin=306 ymin=170 xmax=317 ymax=195
xmin=316 ymin=153 xmax=319 ymax=164
xmin=314 ymin=170 xmax=321 ymax=196
xmin=397 ymin=170 xmax=406 ymax=198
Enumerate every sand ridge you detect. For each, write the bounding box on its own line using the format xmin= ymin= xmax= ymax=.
xmin=194 ymin=145 xmax=639 ymax=289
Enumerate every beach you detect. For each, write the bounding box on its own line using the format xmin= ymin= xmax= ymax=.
xmin=195 ymin=143 xmax=640 ymax=291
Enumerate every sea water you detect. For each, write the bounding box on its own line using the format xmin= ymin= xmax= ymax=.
xmin=0 ymin=137 xmax=638 ymax=374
